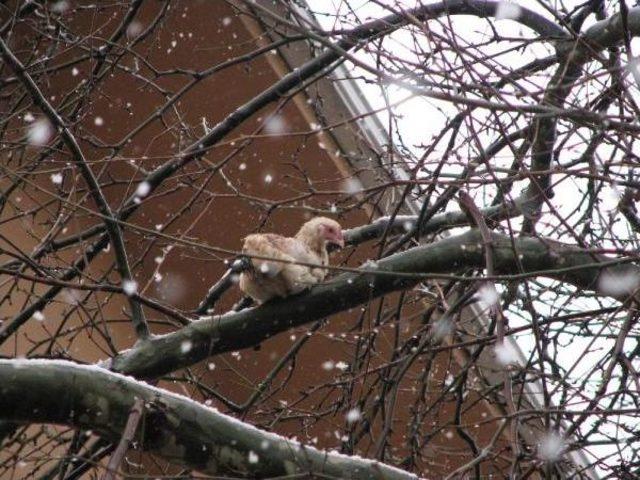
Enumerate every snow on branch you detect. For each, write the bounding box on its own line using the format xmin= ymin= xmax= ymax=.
xmin=0 ymin=359 xmax=418 ymax=480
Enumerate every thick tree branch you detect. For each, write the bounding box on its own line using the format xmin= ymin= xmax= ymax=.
xmin=0 ymin=359 xmax=418 ymax=480
xmin=110 ymin=229 xmax=639 ymax=378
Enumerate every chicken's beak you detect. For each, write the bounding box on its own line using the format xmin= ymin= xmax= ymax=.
xmin=327 ymin=233 xmax=345 ymax=252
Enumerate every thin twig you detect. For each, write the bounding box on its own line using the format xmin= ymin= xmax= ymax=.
xmin=102 ymin=397 xmax=145 ymax=480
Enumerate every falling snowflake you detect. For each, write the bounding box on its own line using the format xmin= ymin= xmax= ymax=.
xmin=135 ymin=181 xmax=151 ymax=198
xmin=431 ymin=317 xmax=453 ymax=341
xmin=322 ymin=360 xmax=335 ymax=371
xmin=259 ymin=263 xmax=271 ymax=274
xmin=538 ymin=432 xmax=566 ymax=462
xmin=476 ymin=283 xmax=500 ymax=307
xmin=494 ymin=341 xmax=519 ymax=366
xmin=495 ymin=1 xmax=521 ymax=21
xmin=341 ymin=177 xmax=362 ymax=195
xmin=155 ymin=272 xmax=188 ymax=303
xmin=50 ymin=172 xmax=63 ymax=185
xmin=264 ymin=115 xmax=287 ymax=135
xmin=94 ymin=116 xmax=104 ymax=126
xmin=335 ymin=361 xmax=349 ymax=371
xmin=122 ymin=279 xmax=138 ymax=296
xmin=598 ymin=270 xmax=640 ymax=297
xmin=51 ymin=1 xmax=69 ymax=13
xmin=32 ymin=311 xmax=45 ymax=322
xmin=63 ymin=289 xmax=82 ymax=305
xmin=28 ymin=119 xmax=53 ymax=146
xmin=345 ymin=408 xmax=361 ymax=423
xmin=180 ymin=340 xmax=193 ymax=353
xmin=264 ymin=174 xmax=273 ymax=184
xmin=126 ymin=21 xmax=143 ymax=38
xmin=248 ymin=451 xmax=259 ymax=464
xmin=602 ymin=185 xmax=622 ymax=211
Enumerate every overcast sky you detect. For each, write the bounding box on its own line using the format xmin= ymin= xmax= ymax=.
xmin=305 ymin=1 xmax=639 ymax=475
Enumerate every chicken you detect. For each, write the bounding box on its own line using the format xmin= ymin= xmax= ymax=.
xmin=238 ymin=217 xmax=344 ymax=304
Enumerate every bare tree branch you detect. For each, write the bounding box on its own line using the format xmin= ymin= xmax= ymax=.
xmin=110 ymin=229 xmax=639 ymax=378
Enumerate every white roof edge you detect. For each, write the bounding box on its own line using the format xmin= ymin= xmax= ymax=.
xmin=287 ymin=2 xmax=420 ymax=216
